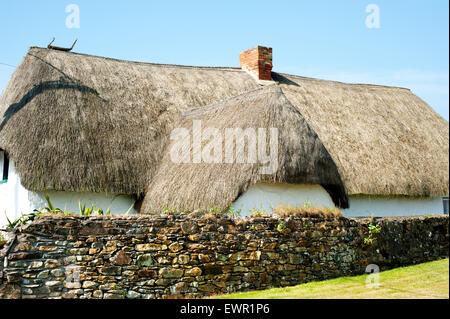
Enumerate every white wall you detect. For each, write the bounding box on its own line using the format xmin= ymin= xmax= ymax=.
xmin=0 ymin=158 xmax=32 ymax=227
xmin=0 ymin=160 xmax=137 ymax=228
xmin=1 ymin=157 xmax=446 ymax=227
xmin=28 ymin=191 xmax=137 ymax=217
xmin=232 ymin=183 xmax=335 ymax=216
xmin=0 ymin=150 xmax=3 ymax=179
xmin=232 ymin=182 xmax=445 ymax=217
xmin=343 ymin=195 xmax=444 ymax=217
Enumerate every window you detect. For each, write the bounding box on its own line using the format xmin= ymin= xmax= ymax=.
xmin=0 ymin=150 xmax=9 ymax=183
xmin=443 ymin=197 xmax=449 ymax=215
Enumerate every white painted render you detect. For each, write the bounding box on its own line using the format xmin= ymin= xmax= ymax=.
xmin=0 ymin=158 xmax=446 ymax=227
xmin=343 ymin=195 xmax=444 ymax=217
xmin=232 ymin=183 xmax=335 ymax=216
xmin=232 ymin=182 xmax=445 ymax=217
xmin=0 ymin=160 xmax=137 ymax=228
xmin=0 ymin=156 xmax=30 ymax=227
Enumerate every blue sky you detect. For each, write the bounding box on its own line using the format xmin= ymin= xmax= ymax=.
xmin=0 ymin=0 xmax=448 ymax=120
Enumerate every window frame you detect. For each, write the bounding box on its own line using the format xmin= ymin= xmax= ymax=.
xmin=0 ymin=150 xmax=9 ymax=183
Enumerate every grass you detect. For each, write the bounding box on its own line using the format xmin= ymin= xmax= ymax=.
xmin=272 ymin=204 xmax=343 ymax=218
xmin=212 ymin=258 xmax=449 ymax=299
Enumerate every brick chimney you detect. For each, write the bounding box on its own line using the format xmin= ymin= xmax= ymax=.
xmin=239 ymin=46 xmax=272 ymax=81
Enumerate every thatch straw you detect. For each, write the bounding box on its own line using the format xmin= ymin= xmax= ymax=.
xmin=273 ymin=73 xmax=449 ymax=197
xmin=272 ymin=204 xmax=343 ymax=219
xmin=141 ymin=85 xmax=348 ymax=213
xmin=0 ymin=47 xmax=258 ymax=195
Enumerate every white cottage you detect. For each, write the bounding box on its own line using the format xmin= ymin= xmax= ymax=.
xmin=0 ymin=45 xmax=448 ymax=225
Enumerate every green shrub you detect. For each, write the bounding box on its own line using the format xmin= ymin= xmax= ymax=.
xmin=226 ymin=205 xmax=242 ymax=218
xmin=364 ymin=223 xmax=381 ymax=245
xmin=5 ymin=194 xmax=113 ymax=229
xmin=78 ymin=201 xmax=111 ymax=216
xmin=277 ymin=220 xmax=286 ymax=232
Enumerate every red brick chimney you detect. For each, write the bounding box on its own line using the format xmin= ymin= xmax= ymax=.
xmin=239 ymin=46 xmax=272 ymax=81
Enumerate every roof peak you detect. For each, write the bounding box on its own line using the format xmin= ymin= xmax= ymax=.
xmin=276 ymin=72 xmax=411 ymax=91
xmin=29 ymin=46 xmax=411 ymax=91
xmin=28 ymin=46 xmax=242 ymax=72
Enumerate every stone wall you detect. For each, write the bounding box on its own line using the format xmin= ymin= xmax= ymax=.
xmin=0 ymin=213 xmax=448 ymax=299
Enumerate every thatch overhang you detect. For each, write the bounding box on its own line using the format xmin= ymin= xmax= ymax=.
xmin=141 ymin=85 xmax=349 ymax=212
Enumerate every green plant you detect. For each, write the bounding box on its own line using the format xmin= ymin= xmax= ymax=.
xmin=35 ymin=194 xmax=64 ymax=214
xmin=249 ymin=225 xmax=257 ymax=231
xmin=207 ymin=206 xmax=222 ymax=214
xmin=277 ymin=220 xmax=286 ymax=232
xmin=4 ymin=195 xmax=115 ymax=229
xmin=248 ymin=207 xmax=267 ymax=217
xmin=303 ymin=199 xmax=312 ymax=208
xmin=364 ymin=223 xmax=381 ymax=245
xmin=5 ymin=211 xmax=42 ymax=228
xmin=7 ymin=194 xmax=72 ymax=229
xmin=5 ymin=212 xmax=21 ymax=228
xmin=0 ymin=231 xmax=6 ymax=248
xmin=161 ymin=206 xmax=177 ymax=215
xmin=78 ymin=201 xmax=111 ymax=216
xmin=226 ymin=205 xmax=242 ymax=218
xmin=33 ymin=194 xmax=75 ymax=217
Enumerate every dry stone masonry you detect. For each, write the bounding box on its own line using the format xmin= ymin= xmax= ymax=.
xmin=0 ymin=213 xmax=448 ymax=299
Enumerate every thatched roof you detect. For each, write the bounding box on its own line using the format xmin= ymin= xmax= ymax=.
xmin=0 ymin=47 xmax=448 ymax=211
xmin=141 ymin=85 xmax=348 ymax=212
xmin=0 ymin=47 xmax=258 ymax=195
xmin=273 ymin=73 xmax=449 ymax=198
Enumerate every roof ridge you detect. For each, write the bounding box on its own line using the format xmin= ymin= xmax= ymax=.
xmin=29 ymin=47 xmax=412 ymax=90
xmin=28 ymin=46 xmax=242 ymax=72
xmin=276 ymin=72 xmax=411 ymax=91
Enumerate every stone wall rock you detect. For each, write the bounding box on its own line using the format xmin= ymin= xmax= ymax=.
xmin=0 ymin=214 xmax=448 ymax=299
